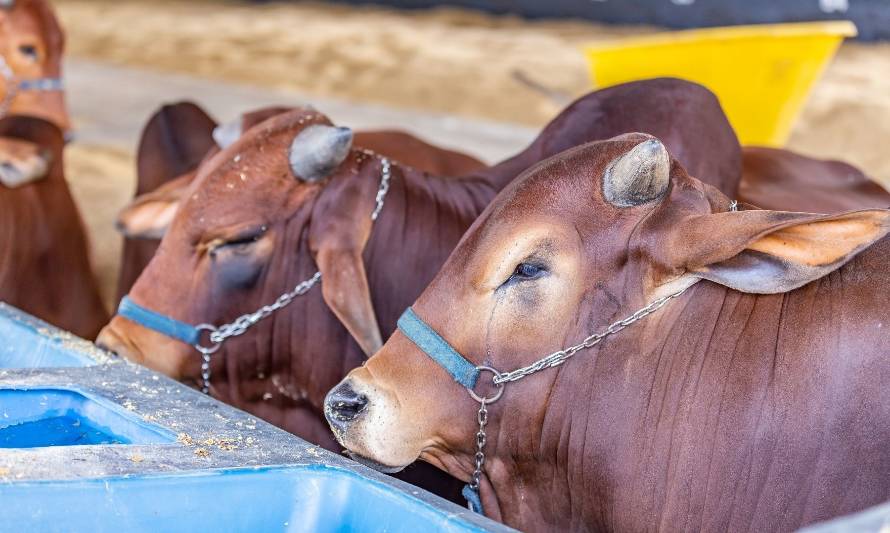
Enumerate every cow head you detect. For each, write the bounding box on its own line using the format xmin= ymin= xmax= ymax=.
xmin=0 ymin=0 xmax=68 ymax=131
xmin=98 ymin=108 xmax=386 ymax=381
xmin=326 ymin=134 xmax=890 ymax=502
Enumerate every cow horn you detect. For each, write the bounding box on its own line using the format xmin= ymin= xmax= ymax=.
xmin=212 ymin=119 xmax=242 ymax=149
xmin=603 ymin=138 xmax=670 ymax=207
xmin=289 ymin=124 xmax=353 ymax=183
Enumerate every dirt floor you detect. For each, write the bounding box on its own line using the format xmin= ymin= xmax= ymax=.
xmin=64 ymin=143 xmax=133 ymax=307
xmin=50 ymin=0 xmax=890 ymax=307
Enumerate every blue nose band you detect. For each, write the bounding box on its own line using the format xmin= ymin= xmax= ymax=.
xmin=117 ymin=296 xmax=201 ymax=346
xmin=397 ymin=307 xmax=479 ymax=389
xmin=397 ymin=306 xmax=486 ymax=514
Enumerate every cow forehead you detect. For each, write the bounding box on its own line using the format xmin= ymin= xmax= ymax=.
xmin=454 ymin=136 xmax=675 ymax=273
xmin=3 ymin=5 xmax=43 ymax=41
xmin=179 ymin=110 xmax=334 ymax=220
xmin=489 ymin=136 xmax=653 ymax=220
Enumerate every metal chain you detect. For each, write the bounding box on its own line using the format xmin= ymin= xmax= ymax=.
xmin=371 ymin=157 xmax=391 ymax=221
xmin=492 ymin=287 xmax=688 ymax=385
xmin=192 ymin=156 xmax=392 ymax=394
xmin=207 ymin=271 xmax=322 ymax=345
xmin=200 ymin=352 xmax=211 ymax=395
xmin=469 ymin=398 xmax=488 ymax=497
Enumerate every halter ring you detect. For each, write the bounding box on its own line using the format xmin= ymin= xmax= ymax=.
xmin=468 ymin=366 xmax=504 ymax=404
xmin=193 ymin=324 xmax=222 ymax=355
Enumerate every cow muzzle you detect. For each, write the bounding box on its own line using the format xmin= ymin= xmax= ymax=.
xmin=324 ymin=372 xmax=424 ymax=473
xmin=96 ymin=317 xmax=191 ymax=380
xmin=96 ymin=321 xmax=141 ymax=362
xmin=324 ymin=379 xmax=369 ymax=429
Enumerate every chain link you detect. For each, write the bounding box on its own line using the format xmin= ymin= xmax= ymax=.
xmin=208 ymin=271 xmax=322 ymax=345
xmin=200 ymin=352 xmax=211 ymax=395
xmin=492 ymin=287 xmax=688 ymax=385
xmin=370 ymin=157 xmax=391 ymax=221
xmin=469 ymin=398 xmax=489 ymax=492
xmin=192 ymin=156 xmax=392 ymax=394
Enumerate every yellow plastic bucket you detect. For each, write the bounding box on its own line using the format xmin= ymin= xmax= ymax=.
xmin=583 ymin=21 xmax=857 ymax=146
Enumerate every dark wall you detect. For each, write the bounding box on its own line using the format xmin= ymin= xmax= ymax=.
xmin=326 ymin=0 xmax=888 ymax=41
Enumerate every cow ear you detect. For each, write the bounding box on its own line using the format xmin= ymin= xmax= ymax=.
xmin=136 ymin=102 xmax=217 ymax=194
xmin=116 ymin=172 xmax=193 ymax=239
xmin=307 ymin=171 xmax=382 ymax=356
xmin=668 ymin=208 xmax=890 ymax=294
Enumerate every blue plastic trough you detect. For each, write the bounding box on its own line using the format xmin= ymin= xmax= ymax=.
xmin=2 ymin=465 xmax=482 ymax=532
xmin=0 ymin=304 xmax=511 ymax=533
xmin=0 ymin=303 xmax=102 ymax=368
xmin=0 ymin=387 xmax=175 ymax=447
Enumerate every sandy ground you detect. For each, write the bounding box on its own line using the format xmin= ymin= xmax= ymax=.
xmin=64 ymin=143 xmax=132 ymax=306
xmin=49 ymin=0 xmax=890 ymax=306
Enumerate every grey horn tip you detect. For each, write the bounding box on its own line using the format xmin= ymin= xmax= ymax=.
xmin=289 ymin=124 xmax=354 ymax=183
xmin=603 ymin=137 xmax=671 ymax=208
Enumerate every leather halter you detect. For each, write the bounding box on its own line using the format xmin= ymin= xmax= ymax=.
xmin=118 ymin=296 xmax=202 ymax=346
xmin=0 ymin=55 xmax=64 ymax=117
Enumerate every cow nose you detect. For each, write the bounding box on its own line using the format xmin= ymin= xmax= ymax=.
xmin=95 ymin=325 xmax=131 ymax=361
xmin=324 ymin=380 xmax=369 ymax=428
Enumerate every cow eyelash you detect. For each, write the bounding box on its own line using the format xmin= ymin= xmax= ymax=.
xmin=224 ymin=226 xmax=268 ymax=246
xmin=501 ymin=261 xmax=548 ymax=287
xmin=209 ymin=226 xmax=268 ymax=256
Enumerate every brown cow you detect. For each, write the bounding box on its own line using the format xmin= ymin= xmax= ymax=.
xmin=97 ymin=79 xmax=741 ymax=499
xmin=740 ymin=146 xmax=890 ymax=212
xmin=327 ymin=133 xmax=890 ymax=531
xmin=0 ymin=0 xmax=67 ymax=130
xmin=0 ymin=115 xmax=107 ymax=338
xmin=115 ymin=102 xmax=485 ymax=300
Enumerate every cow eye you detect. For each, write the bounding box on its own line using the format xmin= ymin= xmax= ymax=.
xmin=503 ymin=262 xmax=547 ymax=286
xmin=18 ymin=44 xmax=39 ymax=61
xmin=210 ymin=226 xmax=267 ymax=257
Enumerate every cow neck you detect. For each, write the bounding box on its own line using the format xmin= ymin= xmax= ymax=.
xmin=482 ymin=254 xmax=890 ymax=532
xmin=355 ymin=161 xmax=500 ymax=365
xmin=0 ymin=156 xmax=106 ymax=338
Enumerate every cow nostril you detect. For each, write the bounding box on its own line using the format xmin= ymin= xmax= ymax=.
xmin=95 ymin=328 xmax=126 ymax=359
xmin=94 ymin=338 xmax=120 ymax=358
xmin=325 ymin=382 xmax=369 ymax=424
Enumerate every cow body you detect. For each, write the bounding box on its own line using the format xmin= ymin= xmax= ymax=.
xmin=740 ymin=146 xmax=890 ymax=212
xmin=529 ymin=242 xmax=890 ymax=531
xmin=477 ymin=241 xmax=890 ymax=530
xmin=0 ymin=116 xmax=107 ymax=338
xmin=328 ymin=134 xmax=890 ymax=531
